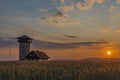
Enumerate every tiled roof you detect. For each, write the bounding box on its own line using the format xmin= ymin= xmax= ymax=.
xmin=25 ymin=50 xmax=49 ymax=59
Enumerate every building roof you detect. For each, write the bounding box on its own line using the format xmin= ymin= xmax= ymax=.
xmin=17 ymin=35 xmax=32 ymax=40
xmin=25 ymin=50 xmax=50 ymax=59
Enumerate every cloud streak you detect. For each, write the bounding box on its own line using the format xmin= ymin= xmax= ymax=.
xmin=32 ymin=39 xmax=109 ymax=49
xmin=0 ymin=38 xmax=17 ymax=48
xmin=0 ymin=37 xmax=108 ymax=49
xmin=65 ymin=35 xmax=79 ymax=39
xmin=115 ymin=29 xmax=120 ymax=32
xmin=101 ymin=27 xmax=110 ymax=32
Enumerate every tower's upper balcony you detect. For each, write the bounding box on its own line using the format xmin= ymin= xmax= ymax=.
xmin=17 ymin=35 xmax=33 ymax=43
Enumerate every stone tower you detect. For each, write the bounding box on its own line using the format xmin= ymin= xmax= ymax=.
xmin=17 ymin=35 xmax=32 ymax=60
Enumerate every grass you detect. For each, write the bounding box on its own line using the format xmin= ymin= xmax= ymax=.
xmin=0 ymin=60 xmax=119 ymax=80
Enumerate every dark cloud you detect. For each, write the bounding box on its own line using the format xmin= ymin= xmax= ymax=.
xmin=32 ymin=40 xmax=109 ymax=49
xmin=0 ymin=38 xmax=17 ymax=48
xmin=65 ymin=35 xmax=79 ymax=39
xmin=53 ymin=9 xmax=64 ymax=17
xmin=0 ymin=38 xmax=109 ymax=49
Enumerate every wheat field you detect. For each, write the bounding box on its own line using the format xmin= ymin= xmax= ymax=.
xmin=0 ymin=60 xmax=119 ymax=80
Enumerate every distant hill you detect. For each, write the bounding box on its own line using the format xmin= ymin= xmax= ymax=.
xmin=49 ymin=58 xmax=120 ymax=61
xmin=80 ymin=58 xmax=120 ymax=61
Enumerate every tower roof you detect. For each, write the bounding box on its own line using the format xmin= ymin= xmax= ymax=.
xmin=17 ymin=35 xmax=32 ymax=40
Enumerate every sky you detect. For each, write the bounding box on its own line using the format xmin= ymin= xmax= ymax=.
xmin=0 ymin=0 xmax=120 ymax=60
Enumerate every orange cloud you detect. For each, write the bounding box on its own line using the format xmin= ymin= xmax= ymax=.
xmin=61 ymin=0 xmax=64 ymax=3
xmin=101 ymin=27 xmax=110 ymax=32
xmin=77 ymin=2 xmax=88 ymax=10
xmin=61 ymin=5 xmax=74 ymax=12
xmin=115 ymin=11 xmax=120 ymax=16
xmin=45 ymin=17 xmax=80 ymax=26
xmin=116 ymin=0 xmax=120 ymax=3
xmin=76 ymin=0 xmax=104 ymax=10
xmin=115 ymin=29 xmax=120 ymax=32
xmin=96 ymin=0 xmax=104 ymax=3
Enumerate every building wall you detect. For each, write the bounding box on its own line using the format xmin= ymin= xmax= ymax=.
xmin=19 ymin=43 xmax=30 ymax=60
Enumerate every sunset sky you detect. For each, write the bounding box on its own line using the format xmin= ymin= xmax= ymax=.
xmin=0 ymin=0 xmax=120 ymax=60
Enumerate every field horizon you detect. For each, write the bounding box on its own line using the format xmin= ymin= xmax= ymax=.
xmin=1 ymin=57 xmax=120 ymax=61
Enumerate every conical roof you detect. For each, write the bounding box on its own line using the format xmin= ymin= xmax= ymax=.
xmin=17 ymin=35 xmax=32 ymax=40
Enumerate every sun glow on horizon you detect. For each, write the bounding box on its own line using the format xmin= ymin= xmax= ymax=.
xmin=107 ymin=51 xmax=112 ymax=56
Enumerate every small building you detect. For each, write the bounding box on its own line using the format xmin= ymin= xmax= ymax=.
xmin=24 ymin=50 xmax=50 ymax=60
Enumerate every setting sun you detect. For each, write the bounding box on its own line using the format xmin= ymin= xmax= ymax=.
xmin=107 ymin=51 xmax=112 ymax=56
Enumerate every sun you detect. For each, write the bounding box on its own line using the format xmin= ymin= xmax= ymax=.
xmin=107 ymin=51 xmax=112 ymax=55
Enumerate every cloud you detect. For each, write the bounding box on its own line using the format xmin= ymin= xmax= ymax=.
xmin=109 ymin=6 xmax=116 ymax=12
xmin=96 ymin=0 xmax=104 ymax=3
xmin=115 ymin=11 xmax=120 ymax=16
xmin=52 ymin=9 xmax=65 ymax=17
xmin=0 ymin=37 xmax=108 ymax=49
xmin=37 ymin=0 xmax=82 ymax=26
xmin=38 ymin=9 xmax=80 ymax=26
xmin=61 ymin=0 xmax=65 ymax=3
xmin=44 ymin=18 xmax=80 ymax=26
xmin=76 ymin=0 xmax=104 ymax=10
xmin=101 ymin=27 xmax=110 ymax=32
xmin=116 ymin=0 xmax=120 ymax=3
xmin=77 ymin=2 xmax=88 ymax=10
xmin=60 ymin=5 xmax=74 ymax=12
xmin=101 ymin=27 xmax=120 ymax=33
xmin=85 ymin=0 xmax=104 ymax=4
xmin=65 ymin=35 xmax=79 ymax=39
xmin=115 ymin=29 xmax=120 ymax=32
xmin=32 ymin=39 xmax=108 ymax=49
xmin=0 ymin=38 xmax=17 ymax=48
